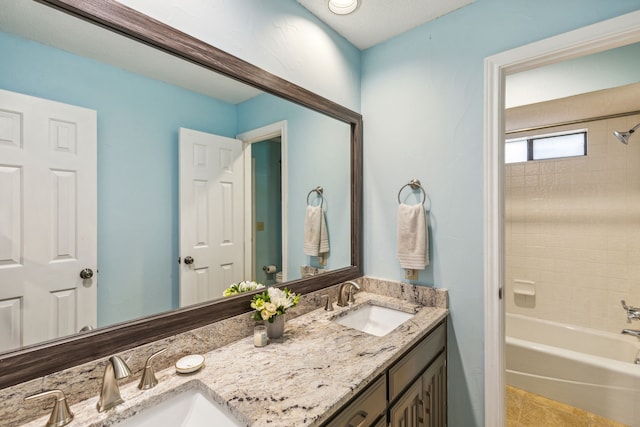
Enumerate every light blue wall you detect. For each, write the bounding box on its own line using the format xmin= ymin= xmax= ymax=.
xmin=0 ymin=32 xmax=236 ymax=326
xmin=361 ymin=1 xmax=640 ymax=425
xmin=237 ymin=94 xmax=352 ymax=280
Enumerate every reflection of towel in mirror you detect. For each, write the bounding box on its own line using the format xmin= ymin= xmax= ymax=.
xmin=397 ymin=203 xmax=429 ymax=269
xmin=303 ymin=205 xmax=329 ymax=256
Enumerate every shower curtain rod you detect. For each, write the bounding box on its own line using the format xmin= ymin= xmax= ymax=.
xmin=506 ymin=109 xmax=640 ymax=135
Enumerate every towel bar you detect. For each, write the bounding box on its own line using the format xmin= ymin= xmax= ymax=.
xmin=397 ymin=179 xmax=426 ymax=206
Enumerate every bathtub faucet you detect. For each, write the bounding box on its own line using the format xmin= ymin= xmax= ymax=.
xmin=621 ymin=300 xmax=640 ymax=323
xmin=622 ymin=329 xmax=640 ymax=338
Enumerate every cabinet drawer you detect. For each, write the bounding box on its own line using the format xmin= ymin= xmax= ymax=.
xmin=388 ymin=323 xmax=445 ymax=402
xmin=326 ymin=376 xmax=386 ymax=427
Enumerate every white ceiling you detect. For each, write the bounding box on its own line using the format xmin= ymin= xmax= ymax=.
xmin=296 ymin=0 xmax=475 ymax=50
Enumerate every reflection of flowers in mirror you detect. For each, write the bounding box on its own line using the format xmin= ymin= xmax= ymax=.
xmin=223 ymin=280 xmax=265 ymax=297
xmin=251 ymin=287 xmax=301 ymax=322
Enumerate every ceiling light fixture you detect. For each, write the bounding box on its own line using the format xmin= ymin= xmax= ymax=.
xmin=328 ymin=0 xmax=358 ymax=15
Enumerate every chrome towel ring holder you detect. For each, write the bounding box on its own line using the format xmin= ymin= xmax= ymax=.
xmin=397 ymin=179 xmax=426 ymax=206
xmin=307 ymin=186 xmax=324 ymax=206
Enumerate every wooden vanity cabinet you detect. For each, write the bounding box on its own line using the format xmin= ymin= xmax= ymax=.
xmin=388 ymin=322 xmax=446 ymax=427
xmin=389 ymin=352 xmax=446 ymax=427
xmin=389 ymin=376 xmax=424 ymax=427
xmin=421 ymin=353 xmax=447 ymax=426
xmin=323 ymin=319 xmax=447 ymax=427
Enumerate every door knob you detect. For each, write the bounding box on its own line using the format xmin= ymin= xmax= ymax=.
xmin=184 ymin=256 xmax=194 ymax=265
xmin=79 ymin=268 xmax=94 ymax=279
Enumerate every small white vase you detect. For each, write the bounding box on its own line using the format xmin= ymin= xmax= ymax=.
xmin=265 ymin=315 xmax=285 ymax=339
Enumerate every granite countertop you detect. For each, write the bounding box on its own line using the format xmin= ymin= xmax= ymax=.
xmin=23 ymin=291 xmax=447 ymax=427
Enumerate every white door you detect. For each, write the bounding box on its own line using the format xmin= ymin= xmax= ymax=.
xmin=179 ymin=128 xmax=244 ymax=307
xmin=0 ymin=89 xmax=97 ymax=352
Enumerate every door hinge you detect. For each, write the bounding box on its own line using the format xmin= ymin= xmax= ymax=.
xmin=498 ymin=287 xmax=503 ymax=299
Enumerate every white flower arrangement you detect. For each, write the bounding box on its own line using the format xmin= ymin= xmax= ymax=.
xmin=222 ymin=280 xmax=265 ymax=297
xmin=251 ymin=287 xmax=301 ymax=322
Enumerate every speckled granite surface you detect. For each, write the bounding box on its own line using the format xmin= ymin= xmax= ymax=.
xmin=6 ymin=278 xmax=447 ymax=426
xmin=21 ymin=291 xmax=447 ymax=427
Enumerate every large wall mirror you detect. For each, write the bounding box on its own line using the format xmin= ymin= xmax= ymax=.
xmin=0 ymin=0 xmax=362 ymax=389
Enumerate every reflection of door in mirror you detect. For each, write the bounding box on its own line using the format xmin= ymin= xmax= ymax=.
xmin=0 ymin=89 xmax=97 ymax=351
xmin=252 ymin=137 xmax=282 ymax=285
xmin=178 ymin=128 xmax=244 ymax=307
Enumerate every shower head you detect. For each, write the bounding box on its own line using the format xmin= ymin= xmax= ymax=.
xmin=614 ymin=123 xmax=640 ymax=144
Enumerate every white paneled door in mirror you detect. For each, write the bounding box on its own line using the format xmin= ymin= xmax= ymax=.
xmin=0 ymin=89 xmax=97 ymax=352
xmin=179 ymin=128 xmax=244 ymax=307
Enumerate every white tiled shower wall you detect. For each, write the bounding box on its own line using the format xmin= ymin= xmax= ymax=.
xmin=505 ymin=112 xmax=640 ymax=334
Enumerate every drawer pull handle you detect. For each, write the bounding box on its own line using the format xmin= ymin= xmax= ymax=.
xmin=347 ymin=410 xmax=368 ymax=427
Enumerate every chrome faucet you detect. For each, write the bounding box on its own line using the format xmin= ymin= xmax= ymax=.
xmin=337 ymin=281 xmax=360 ymax=307
xmin=96 ymin=355 xmax=132 ymax=412
xmin=25 ymin=389 xmax=74 ymax=427
xmin=138 ymin=348 xmax=167 ymax=390
xmin=622 ymin=329 xmax=640 ymax=338
xmin=322 ymin=294 xmax=334 ymax=311
xmin=621 ymin=300 xmax=640 ymax=322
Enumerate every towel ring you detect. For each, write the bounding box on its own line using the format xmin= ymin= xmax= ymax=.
xmin=397 ymin=179 xmax=426 ymax=206
xmin=307 ymin=186 xmax=324 ymax=206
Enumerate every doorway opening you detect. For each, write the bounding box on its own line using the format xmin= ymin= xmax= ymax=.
xmin=237 ymin=121 xmax=288 ymax=285
xmin=483 ymin=10 xmax=640 ymax=426
xmin=251 ymin=137 xmax=283 ymax=285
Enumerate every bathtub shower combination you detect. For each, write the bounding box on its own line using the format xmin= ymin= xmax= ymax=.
xmin=506 ymin=313 xmax=640 ymax=426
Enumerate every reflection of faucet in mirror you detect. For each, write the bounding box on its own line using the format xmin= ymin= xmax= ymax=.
xmin=337 ymin=281 xmax=360 ymax=307
xmin=96 ymin=356 xmax=132 ymax=412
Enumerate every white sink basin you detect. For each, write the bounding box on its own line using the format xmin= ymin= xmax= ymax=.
xmin=114 ymin=388 xmax=243 ymax=427
xmin=332 ymin=304 xmax=414 ymax=336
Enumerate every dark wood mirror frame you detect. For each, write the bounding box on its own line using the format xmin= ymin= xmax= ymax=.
xmin=0 ymin=0 xmax=363 ymax=390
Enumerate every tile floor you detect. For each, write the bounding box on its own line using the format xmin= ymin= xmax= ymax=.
xmin=506 ymin=385 xmax=629 ymax=427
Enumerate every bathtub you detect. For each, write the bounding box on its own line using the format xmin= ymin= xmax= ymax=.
xmin=506 ymin=313 xmax=640 ymax=427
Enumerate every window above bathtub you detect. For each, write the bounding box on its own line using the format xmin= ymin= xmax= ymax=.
xmin=505 ymin=130 xmax=587 ymax=164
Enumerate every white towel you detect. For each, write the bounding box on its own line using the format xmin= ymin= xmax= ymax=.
xmin=303 ymin=205 xmax=329 ymax=256
xmin=397 ymin=203 xmax=429 ymax=269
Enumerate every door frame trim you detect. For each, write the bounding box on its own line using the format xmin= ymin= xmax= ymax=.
xmin=483 ymin=10 xmax=640 ymax=426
